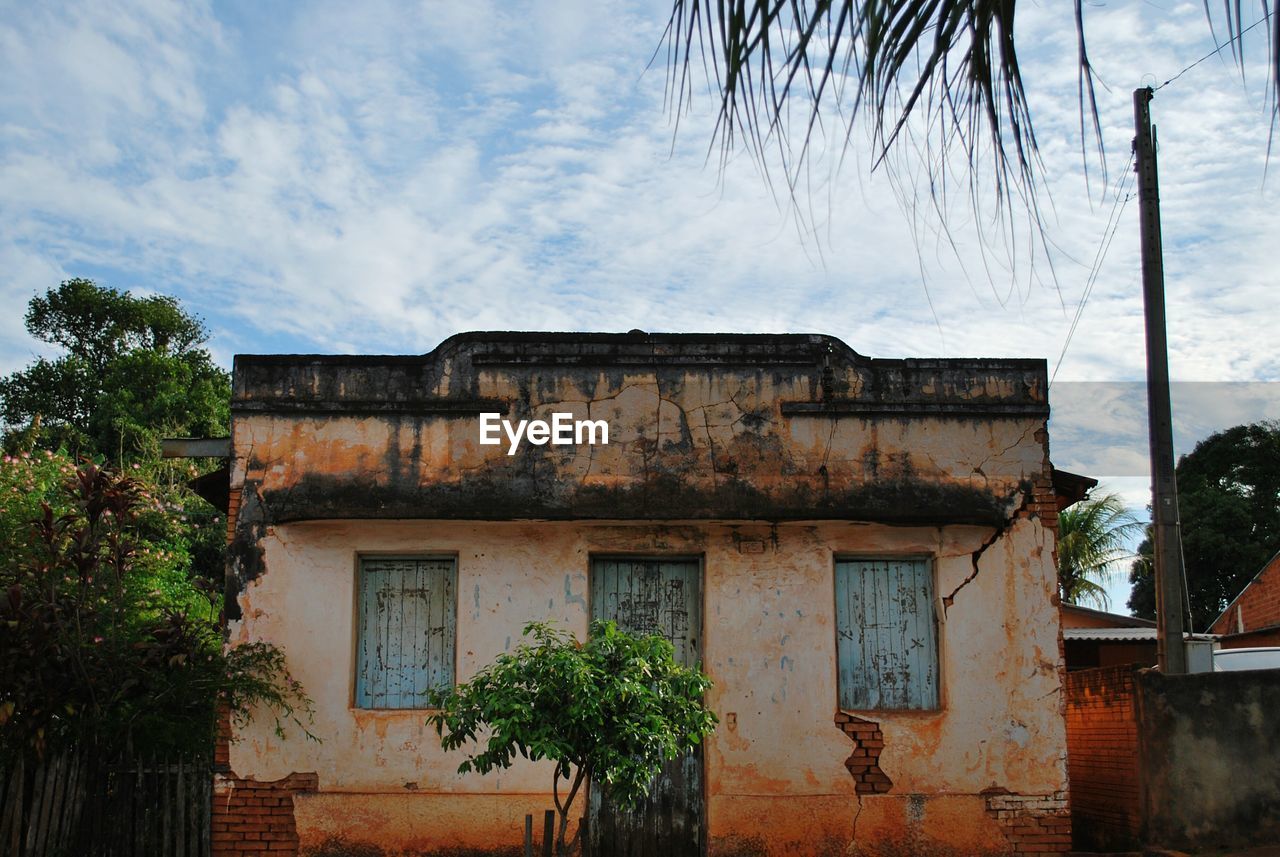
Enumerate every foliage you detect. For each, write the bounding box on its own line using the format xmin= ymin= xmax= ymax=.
xmin=660 ymin=2 xmax=1276 ymax=236
xmin=428 ymin=620 xmax=717 ymax=856
xmin=1057 ymin=492 xmax=1142 ymax=610
xmin=0 ymin=278 xmax=230 ymax=462
xmin=1128 ymin=421 xmax=1280 ymax=630
xmin=0 ymin=452 xmax=313 ymax=761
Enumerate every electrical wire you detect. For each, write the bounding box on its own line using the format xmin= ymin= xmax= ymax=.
xmin=1153 ymin=12 xmax=1274 ymax=92
xmin=1050 ymin=152 xmax=1136 ymax=386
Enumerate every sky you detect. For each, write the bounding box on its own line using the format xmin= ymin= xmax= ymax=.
xmin=2 ymin=1 xmax=1277 ymax=612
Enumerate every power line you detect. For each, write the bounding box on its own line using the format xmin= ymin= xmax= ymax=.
xmin=1050 ymin=152 xmax=1135 ymax=386
xmin=1154 ymin=12 xmax=1274 ymax=92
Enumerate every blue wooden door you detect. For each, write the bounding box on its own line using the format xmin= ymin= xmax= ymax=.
xmin=587 ymin=558 xmax=704 ymax=857
xmin=356 ymin=557 xmax=456 ymax=708
xmin=834 ymin=558 xmax=938 ymax=710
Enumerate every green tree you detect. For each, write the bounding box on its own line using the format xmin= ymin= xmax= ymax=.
xmin=0 ymin=452 xmax=312 ymax=761
xmin=1128 ymin=421 xmax=1280 ymax=630
xmin=428 ymin=621 xmax=717 ymax=856
xmin=0 ymin=279 xmax=229 ymax=461
xmin=1057 ymin=492 xmax=1142 ymax=609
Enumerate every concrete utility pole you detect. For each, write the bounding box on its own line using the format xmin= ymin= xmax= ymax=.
xmin=1133 ymin=87 xmax=1188 ymax=674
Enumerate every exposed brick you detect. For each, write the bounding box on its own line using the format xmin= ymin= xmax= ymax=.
xmin=835 ymin=712 xmax=893 ymax=795
xmin=212 ymin=771 xmax=318 ymax=857
xmin=983 ymin=791 xmax=1071 ymax=856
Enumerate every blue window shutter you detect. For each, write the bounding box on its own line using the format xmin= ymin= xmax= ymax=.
xmin=356 ymin=557 xmax=456 ymax=708
xmin=835 ymin=558 xmax=938 ymax=710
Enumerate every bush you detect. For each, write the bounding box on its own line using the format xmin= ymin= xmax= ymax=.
xmin=0 ymin=452 xmax=312 ymax=760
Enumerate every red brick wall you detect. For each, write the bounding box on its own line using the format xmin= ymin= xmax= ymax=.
xmin=1063 ymin=665 xmax=1141 ymax=852
xmin=1210 ymin=552 xmax=1280 ymax=638
xmin=213 ymin=771 xmax=317 ymax=856
xmin=982 ymin=790 xmax=1071 ymax=856
xmin=834 ymin=712 xmax=891 ymax=794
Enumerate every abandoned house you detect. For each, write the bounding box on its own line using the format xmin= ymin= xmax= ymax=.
xmin=213 ymin=331 xmax=1080 ymax=857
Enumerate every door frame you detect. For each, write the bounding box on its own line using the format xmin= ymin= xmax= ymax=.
xmin=586 ymin=553 xmax=709 ymax=857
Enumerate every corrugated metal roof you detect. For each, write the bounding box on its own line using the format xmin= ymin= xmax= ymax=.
xmin=1064 ymin=628 xmax=1218 ymax=642
xmin=1064 ymin=627 xmax=1158 ymax=641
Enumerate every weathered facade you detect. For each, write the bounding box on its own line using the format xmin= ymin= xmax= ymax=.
xmin=217 ymin=332 xmax=1072 ymax=857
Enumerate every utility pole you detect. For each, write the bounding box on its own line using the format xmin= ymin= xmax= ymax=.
xmin=1133 ymin=87 xmax=1188 ymax=674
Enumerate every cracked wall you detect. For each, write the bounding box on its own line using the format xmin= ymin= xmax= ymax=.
xmin=226 ymin=334 xmax=1049 ymax=617
xmin=222 ymin=332 xmax=1069 ymax=856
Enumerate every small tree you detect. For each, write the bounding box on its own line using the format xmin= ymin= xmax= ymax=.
xmin=428 ymin=620 xmax=717 ymax=856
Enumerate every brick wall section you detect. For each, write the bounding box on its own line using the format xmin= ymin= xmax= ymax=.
xmin=1063 ymin=665 xmax=1141 ymax=852
xmin=982 ymin=790 xmax=1071 ymax=855
xmin=213 ymin=771 xmax=318 ymax=856
xmin=1026 ymin=428 xmax=1059 ymax=535
xmin=215 ymin=706 xmax=231 ymax=771
xmin=1210 ymin=551 xmax=1280 ymax=637
xmin=835 ymin=712 xmax=892 ymax=794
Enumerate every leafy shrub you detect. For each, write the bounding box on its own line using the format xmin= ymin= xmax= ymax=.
xmin=0 ymin=452 xmax=312 ymax=760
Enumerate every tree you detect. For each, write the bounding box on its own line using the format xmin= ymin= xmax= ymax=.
xmin=0 ymin=279 xmax=229 ymax=461
xmin=428 ymin=620 xmax=717 ymax=856
xmin=660 ymin=3 xmax=1277 ymax=229
xmin=1128 ymin=421 xmax=1280 ymax=630
xmin=1057 ymin=492 xmax=1142 ymax=610
xmin=0 ymin=451 xmax=312 ymax=761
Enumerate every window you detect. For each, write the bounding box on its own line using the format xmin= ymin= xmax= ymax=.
xmin=355 ymin=556 xmax=456 ymax=708
xmin=834 ymin=558 xmax=938 ymax=710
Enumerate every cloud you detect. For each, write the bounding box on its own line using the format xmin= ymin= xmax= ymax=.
xmin=1 ymin=9 xmax=1276 ymax=417
xmin=3 ymin=0 xmax=1277 ymax=613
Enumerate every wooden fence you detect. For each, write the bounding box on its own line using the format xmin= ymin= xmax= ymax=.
xmin=0 ymin=749 xmax=211 ymax=857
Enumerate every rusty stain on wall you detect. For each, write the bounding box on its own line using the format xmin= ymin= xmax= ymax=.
xmin=220 ymin=332 xmax=1071 ymax=856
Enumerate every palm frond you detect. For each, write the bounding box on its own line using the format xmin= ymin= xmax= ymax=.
xmin=1057 ymin=492 xmax=1143 ymax=610
xmin=661 ymin=2 xmax=1280 ymax=244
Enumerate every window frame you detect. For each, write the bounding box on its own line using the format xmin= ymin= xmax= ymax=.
xmin=352 ymin=553 xmax=459 ymax=711
xmin=833 ymin=555 xmax=942 ymax=713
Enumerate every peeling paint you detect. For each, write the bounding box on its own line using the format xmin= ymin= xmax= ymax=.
xmin=222 ymin=333 xmax=1069 ymax=857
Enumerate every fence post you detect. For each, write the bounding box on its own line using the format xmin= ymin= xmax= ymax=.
xmin=542 ymin=809 xmax=555 ymax=857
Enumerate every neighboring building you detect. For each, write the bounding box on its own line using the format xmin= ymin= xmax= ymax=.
xmin=1060 ymin=604 xmax=1157 ymax=671
xmin=214 ymin=332 xmax=1076 ymax=857
xmin=1209 ymin=548 xmax=1280 ymax=648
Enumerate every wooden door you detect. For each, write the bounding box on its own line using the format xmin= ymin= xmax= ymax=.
xmin=587 ymin=558 xmax=704 ymax=857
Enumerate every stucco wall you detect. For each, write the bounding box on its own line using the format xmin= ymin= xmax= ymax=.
xmin=228 ymin=517 xmax=1066 ymax=854
xmin=221 ymin=333 xmax=1070 ymax=856
xmin=1136 ymin=669 xmax=1280 ymax=851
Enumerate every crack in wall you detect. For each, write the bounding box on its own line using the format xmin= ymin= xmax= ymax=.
xmin=942 ymin=487 xmax=1034 ymax=616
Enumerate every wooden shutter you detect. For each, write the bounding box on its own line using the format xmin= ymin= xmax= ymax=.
xmin=835 ymin=558 xmax=938 ymax=710
xmin=356 ymin=557 xmax=456 ymax=708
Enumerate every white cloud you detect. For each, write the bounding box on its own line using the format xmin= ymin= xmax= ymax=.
xmin=1 ymin=2 xmax=1277 ymax=534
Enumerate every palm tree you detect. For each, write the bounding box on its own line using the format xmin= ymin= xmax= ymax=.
xmin=660 ymin=3 xmax=1277 ymax=224
xmin=1056 ymin=492 xmax=1143 ymax=610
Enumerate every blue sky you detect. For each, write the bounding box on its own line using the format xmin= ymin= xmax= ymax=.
xmin=2 ymin=1 xmax=1278 ymax=611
